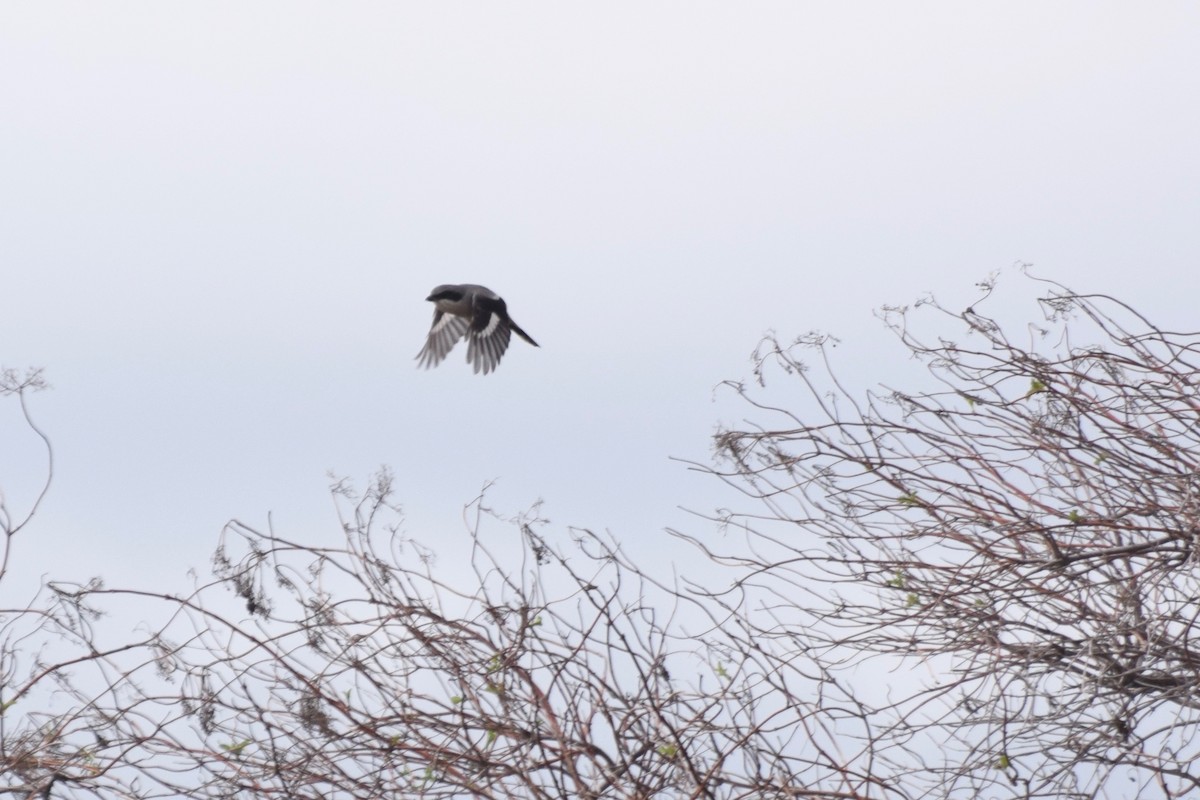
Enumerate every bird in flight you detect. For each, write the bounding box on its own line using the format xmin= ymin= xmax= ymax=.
xmin=416 ymin=284 xmax=539 ymax=374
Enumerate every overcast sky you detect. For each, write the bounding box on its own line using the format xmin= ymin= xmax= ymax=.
xmin=2 ymin=3 xmax=1199 ymax=598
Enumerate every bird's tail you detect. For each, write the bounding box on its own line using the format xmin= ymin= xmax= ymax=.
xmin=509 ymin=320 xmax=539 ymax=347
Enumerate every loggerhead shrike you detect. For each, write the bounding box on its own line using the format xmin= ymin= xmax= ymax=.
xmin=416 ymin=284 xmax=539 ymax=374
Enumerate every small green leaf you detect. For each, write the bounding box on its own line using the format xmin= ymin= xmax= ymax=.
xmin=898 ymin=491 xmax=920 ymax=507
xmin=1025 ymin=378 xmax=1047 ymax=398
xmin=906 ymin=593 xmax=919 ymax=607
xmin=450 ymin=695 xmax=463 ymax=705
xmin=996 ymin=753 xmax=1011 ymax=769
xmin=531 ymin=616 xmax=543 ymax=626
xmin=0 ymin=698 xmax=16 ymax=715
xmin=1068 ymin=509 xmax=1082 ymax=524
xmin=715 ymin=662 xmax=729 ymax=679
xmin=657 ymin=743 xmax=678 ymax=759
xmin=887 ymin=571 xmax=907 ymax=589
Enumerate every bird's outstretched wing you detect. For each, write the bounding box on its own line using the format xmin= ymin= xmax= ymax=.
xmin=416 ymin=310 xmax=471 ymax=369
xmin=466 ymin=320 xmax=512 ymax=375
xmin=466 ymin=297 xmax=518 ymax=375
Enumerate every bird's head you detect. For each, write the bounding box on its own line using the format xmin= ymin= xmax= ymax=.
xmin=426 ymin=285 xmax=464 ymax=303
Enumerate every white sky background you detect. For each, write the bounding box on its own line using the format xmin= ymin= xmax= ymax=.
xmin=2 ymin=3 xmax=1199 ymax=601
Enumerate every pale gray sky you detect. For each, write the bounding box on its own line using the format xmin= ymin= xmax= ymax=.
xmin=2 ymin=3 xmax=1199 ymax=595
